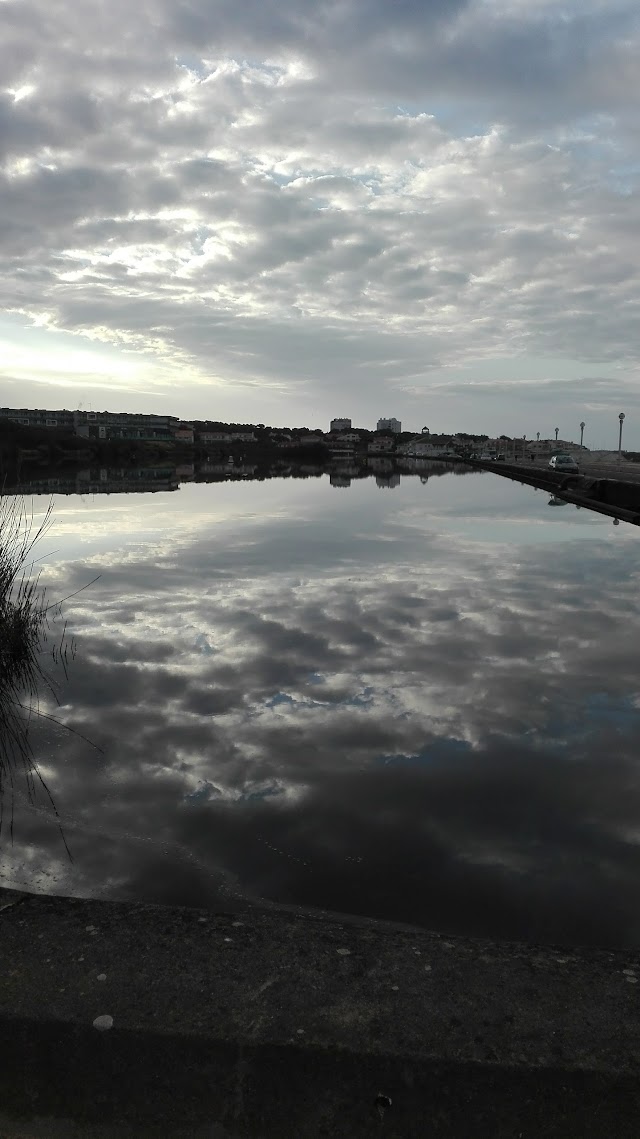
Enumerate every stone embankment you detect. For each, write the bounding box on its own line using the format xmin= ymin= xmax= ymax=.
xmin=1 ymin=888 xmax=640 ymax=1136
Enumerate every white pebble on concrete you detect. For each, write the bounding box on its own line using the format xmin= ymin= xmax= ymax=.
xmin=93 ymin=1015 xmax=113 ymax=1031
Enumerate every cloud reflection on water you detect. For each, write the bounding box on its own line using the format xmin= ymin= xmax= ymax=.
xmin=5 ymin=474 xmax=640 ymax=947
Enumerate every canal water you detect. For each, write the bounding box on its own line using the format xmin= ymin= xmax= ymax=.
xmin=4 ymin=467 xmax=640 ymax=947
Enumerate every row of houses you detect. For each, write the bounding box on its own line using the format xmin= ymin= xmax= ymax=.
xmin=1 ymin=409 xmax=268 ymax=447
xmin=1 ymin=408 xmax=356 ymax=450
xmin=0 ymin=407 xmax=194 ymax=443
xmin=1 ymin=409 xmax=586 ymax=457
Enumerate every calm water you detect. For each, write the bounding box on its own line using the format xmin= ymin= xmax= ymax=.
xmin=5 ymin=468 xmax=640 ymax=947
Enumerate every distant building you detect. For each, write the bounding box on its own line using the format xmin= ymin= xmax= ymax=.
xmin=174 ymin=423 xmax=194 ymax=444
xmin=0 ymin=407 xmax=181 ymax=441
xmin=377 ymin=417 xmax=402 ymax=434
xmin=0 ymin=407 xmax=75 ymax=430
xmin=198 ymin=430 xmax=256 ymax=444
xmin=368 ymin=437 xmax=395 ymax=453
xmin=199 ymin=431 xmax=230 ymax=443
xmin=537 ymin=438 xmax=585 ymax=454
xmin=400 ymin=436 xmax=453 ymax=457
xmin=330 ymin=418 xmax=351 ymax=432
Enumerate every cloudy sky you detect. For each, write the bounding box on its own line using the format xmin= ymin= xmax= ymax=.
xmin=1 ymin=0 xmax=639 ymax=442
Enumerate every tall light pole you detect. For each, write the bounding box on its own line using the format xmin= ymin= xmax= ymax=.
xmin=618 ymin=413 xmax=625 ymax=462
xmin=580 ymin=421 xmax=585 ymax=449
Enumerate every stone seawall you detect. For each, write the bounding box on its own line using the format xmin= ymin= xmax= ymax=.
xmin=1 ymin=888 xmax=640 ymax=1135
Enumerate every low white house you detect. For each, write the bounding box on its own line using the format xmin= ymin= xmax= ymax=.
xmin=199 ymin=430 xmax=257 ymax=444
xmin=368 ymin=437 xmax=395 ymax=453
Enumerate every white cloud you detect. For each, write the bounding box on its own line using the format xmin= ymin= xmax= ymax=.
xmin=0 ymin=0 xmax=639 ymax=439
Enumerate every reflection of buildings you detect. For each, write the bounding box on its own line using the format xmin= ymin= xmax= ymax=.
xmin=368 ymin=457 xmax=394 ymax=473
xmin=199 ymin=462 xmax=257 ymax=476
xmin=76 ymin=467 xmax=181 ymax=493
xmin=175 ymin=463 xmax=195 ymax=480
xmin=7 ymin=467 xmax=181 ymax=495
xmin=3 ymin=460 xmax=485 ymax=499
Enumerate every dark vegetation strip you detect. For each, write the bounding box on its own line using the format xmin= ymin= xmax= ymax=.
xmin=0 ymin=493 xmax=98 ymax=854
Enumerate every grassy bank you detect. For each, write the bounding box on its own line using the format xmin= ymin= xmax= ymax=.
xmin=0 ymin=495 xmax=75 ymax=846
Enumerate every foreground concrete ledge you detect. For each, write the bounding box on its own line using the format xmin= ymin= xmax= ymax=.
xmin=1 ymin=888 xmax=640 ymax=1136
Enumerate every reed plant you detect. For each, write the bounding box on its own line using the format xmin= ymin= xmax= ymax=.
xmin=0 ymin=494 xmax=85 ymax=851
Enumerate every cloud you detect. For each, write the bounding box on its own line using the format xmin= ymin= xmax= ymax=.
xmin=1 ymin=0 xmax=640 ymax=436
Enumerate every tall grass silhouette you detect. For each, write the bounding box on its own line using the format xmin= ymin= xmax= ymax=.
xmin=0 ymin=494 xmax=98 ymax=854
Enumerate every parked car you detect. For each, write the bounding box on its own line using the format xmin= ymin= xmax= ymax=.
xmin=549 ymin=454 xmax=579 ymax=471
xmin=479 ymin=452 xmax=494 ymax=461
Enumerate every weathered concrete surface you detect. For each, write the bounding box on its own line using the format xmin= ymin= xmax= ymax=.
xmin=465 ymin=459 xmax=640 ymax=525
xmin=1 ymin=889 xmax=640 ymax=1136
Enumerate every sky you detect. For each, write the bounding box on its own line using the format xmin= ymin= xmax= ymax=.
xmin=1 ymin=0 xmax=639 ymax=443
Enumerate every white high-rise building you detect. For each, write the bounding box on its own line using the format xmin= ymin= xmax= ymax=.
xmin=330 ymin=417 xmax=351 ymax=431
xmin=377 ymin=417 xmax=402 ymax=434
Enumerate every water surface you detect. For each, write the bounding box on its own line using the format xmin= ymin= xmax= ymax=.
xmin=5 ymin=468 xmax=640 ymax=948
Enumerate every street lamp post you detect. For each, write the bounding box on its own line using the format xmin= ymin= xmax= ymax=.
xmin=580 ymin=421 xmax=585 ymax=449
xmin=618 ymin=413 xmax=625 ymax=462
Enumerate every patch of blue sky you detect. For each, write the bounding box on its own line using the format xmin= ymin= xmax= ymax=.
xmin=194 ymin=632 xmax=216 ymax=655
xmin=174 ymin=54 xmax=286 ymax=81
xmin=174 ymin=55 xmax=210 ymax=79
xmin=607 ymin=163 xmax=640 ymax=196
xmin=376 ymin=739 xmax=473 ymax=767
xmin=265 ymin=692 xmax=296 ymax=708
xmin=341 ymin=686 xmax=375 ymax=709
xmin=264 ymin=686 xmax=375 ymax=711
xmin=265 ymin=171 xmax=296 ymax=187
xmin=585 ymin=692 xmax=640 ymax=733
xmin=240 ymin=784 xmax=284 ymax=803
xmin=183 ymin=780 xmax=224 ymax=803
xmin=391 ymin=100 xmax=491 ymax=139
xmin=521 ymin=693 xmax=640 ymax=751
